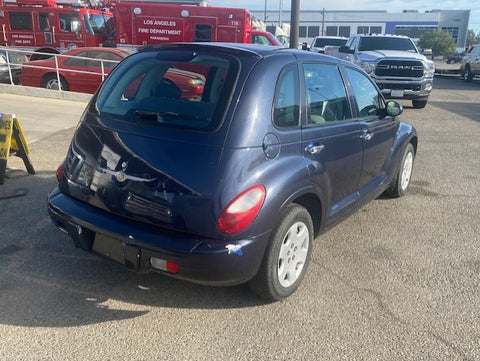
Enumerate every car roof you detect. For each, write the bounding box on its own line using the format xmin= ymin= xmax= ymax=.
xmin=313 ymin=36 xmax=347 ymax=39
xmin=140 ymin=42 xmax=283 ymax=57
xmin=355 ymin=34 xmax=411 ymax=39
xmin=66 ymin=47 xmax=122 ymax=54
xmin=139 ymin=42 xmax=345 ymax=64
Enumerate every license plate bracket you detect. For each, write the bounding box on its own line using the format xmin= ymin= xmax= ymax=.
xmin=391 ymin=89 xmax=404 ymax=97
xmin=92 ymin=233 xmax=125 ymax=265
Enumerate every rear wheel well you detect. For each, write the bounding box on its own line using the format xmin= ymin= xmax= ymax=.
xmin=292 ymin=193 xmax=322 ymax=238
xmin=41 ymin=73 xmax=69 ymax=91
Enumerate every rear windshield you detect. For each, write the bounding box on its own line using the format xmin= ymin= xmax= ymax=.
xmin=314 ymin=38 xmax=347 ymax=47
xmin=96 ymin=50 xmax=238 ymax=132
xmin=358 ymin=37 xmax=418 ymax=52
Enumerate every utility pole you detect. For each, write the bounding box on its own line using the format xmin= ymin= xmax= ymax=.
xmin=279 ymin=0 xmax=283 ymax=27
xmin=289 ymin=0 xmax=300 ymax=49
xmin=264 ymin=0 xmax=267 ymax=23
xmin=321 ymin=8 xmax=325 ymax=36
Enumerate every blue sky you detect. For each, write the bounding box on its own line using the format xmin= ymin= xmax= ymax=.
xmin=209 ymin=0 xmax=480 ymax=33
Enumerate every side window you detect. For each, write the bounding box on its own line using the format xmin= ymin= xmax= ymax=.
xmin=38 ymin=13 xmax=50 ymax=31
xmin=350 ymin=37 xmax=358 ymax=51
xmin=87 ymin=51 xmax=122 ymax=69
xmin=303 ymin=63 xmax=351 ymax=125
xmin=59 ymin=13 xmax=81 ymax=32
xmin=252 ymin=35 xmax=270 ymax=45
xmin=273 ymin=64 xmax=300 ymax=128
xmin=9 ymin=12 xmax=32 ymax=30
xmin=195 ymin=24 xmax=212 ymax=42
xmin=345 ymin=68 xmax=384 ymax=118
xmin=63 ymin=51 xmax=89 ymax=67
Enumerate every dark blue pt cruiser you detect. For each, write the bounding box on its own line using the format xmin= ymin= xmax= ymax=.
xmin=48 ymin=43 xmax=417 ymax=301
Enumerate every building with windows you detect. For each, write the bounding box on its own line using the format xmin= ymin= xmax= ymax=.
xmin=252 ymin=9 xmax=470 ymax=51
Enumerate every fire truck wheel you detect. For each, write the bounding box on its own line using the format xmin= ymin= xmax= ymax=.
xmin=41 ymin=74 xmax=69 ymax=91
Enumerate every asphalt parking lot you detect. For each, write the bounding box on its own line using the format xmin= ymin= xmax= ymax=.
xmin=0 ymin=76 xmax=479 ymax=360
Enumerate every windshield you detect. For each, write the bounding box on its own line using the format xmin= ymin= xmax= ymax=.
xmin=358 ymin=37 xmax=418 ymax=52
xmin=83 ymin=13 xmax=112 ymax=35
xmin=314 ymin=38 xmax=347 ymax=47
xmin=96 ymin=50 xmax=238 ymax=132
xmin=268 ymin=33 xmax=284 ymax=47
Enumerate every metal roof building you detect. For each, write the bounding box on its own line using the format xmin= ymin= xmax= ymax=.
xmin=252 ymin=9 xmax=470 ymax=51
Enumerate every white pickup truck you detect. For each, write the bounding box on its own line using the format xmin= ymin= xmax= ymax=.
xmin=336 ymin=34 xmax=435 ymax=109
xmin=460 ymin=44 xmax=480 ymax=82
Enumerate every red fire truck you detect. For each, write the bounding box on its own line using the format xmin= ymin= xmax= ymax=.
xmin=0 ymin=0 xmax=113 ymax=53
xmin=1 ymin=0 xmax=280 ymax=56
xmin=113 ymin=1 xmax=281 ymax=49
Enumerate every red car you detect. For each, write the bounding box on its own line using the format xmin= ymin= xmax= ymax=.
xmin=19 ymin=47 xmax=205 ymax=97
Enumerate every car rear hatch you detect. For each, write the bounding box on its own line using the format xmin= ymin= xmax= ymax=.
xmin=59 ymin=45 xmax=257 ymax=237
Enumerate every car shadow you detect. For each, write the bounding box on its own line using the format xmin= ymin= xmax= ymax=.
xmin=433 ymin=74 xmax=480 ymax=91
xmin=427 ymin=100 xmax=480 ymax=123
xmin=0 ymin=171 xmax=266 ymax=328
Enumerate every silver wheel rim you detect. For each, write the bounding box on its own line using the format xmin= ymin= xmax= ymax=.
xmin=277 ymin=221 xmax=309 ymax=288
xmin=400 ymin=151 xmax=413 ymax=191
xmin=46 ymin=79 xmax=61 ymax=90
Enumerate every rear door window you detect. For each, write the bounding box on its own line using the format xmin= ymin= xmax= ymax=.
xmin=303 ymin=63 xmax=351 ymax=125
xmin=96 ymin=50 xmax=238 ymax=132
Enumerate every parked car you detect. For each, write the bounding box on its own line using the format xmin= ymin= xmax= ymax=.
xmin=0 ymin=49 xmax=28 ymax=84
xmin=336 ymin=35 xmax=435 ymax=109
xmin=460 ymin=44 xmax=480 ymax=82
xmin=444 ymin=52 xmax=465 ymax=64
xmin=19 ymin=47 xmax=131 ymax=93
xmin=309 ymin=36 xmax=348 ymax=53
xmin=48 ymin=43 xmax=418 ymax=301
xmin=19 ymin=47 xmax=205 ymax=97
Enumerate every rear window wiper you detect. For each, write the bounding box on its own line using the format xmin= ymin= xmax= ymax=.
xmin=135 ymin=110 xmax=158 ymax=121
xmin=134 ymin=110 xmax=179 ymax=122
xmin=134 ymin=110 xmax=210 ymax=123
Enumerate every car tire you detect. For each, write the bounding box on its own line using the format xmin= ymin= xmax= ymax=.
xmin=412 ymin=100 xmax=427 ymax=109
xmin=249 ymin=203 xmax=313 ymax=301
xmin=463 ymin=66 xmax=473 ymax=82
xmin=386 ymin=143 xmax=415 ymax=198
xmin=41 ymin=74 xmax=69 ymax=91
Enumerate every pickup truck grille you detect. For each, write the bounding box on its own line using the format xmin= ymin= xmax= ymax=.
xmin=375 ymin=60 xmax=424 ymax=78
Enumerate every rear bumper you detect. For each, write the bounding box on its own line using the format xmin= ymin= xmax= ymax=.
xmin=47 ymin=188 xmax=270 ymax=286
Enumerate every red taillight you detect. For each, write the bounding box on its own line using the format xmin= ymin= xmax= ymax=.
xmin=217 ymin=185 xmax=266 ymax=234
xmin=56 ymin=160 xmax=66 ymax=183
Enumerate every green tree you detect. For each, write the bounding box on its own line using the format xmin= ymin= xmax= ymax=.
xmin=466 ymin=29 xmax=480 ymax=48
xmin=418 ymin=30 xmax=456 ymax=58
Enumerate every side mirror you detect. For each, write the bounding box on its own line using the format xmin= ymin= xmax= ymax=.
xmin=338 ymin=45 xmax=354 ymax=54
xmin=302 ymin=42 xmax=310 ymax=51
xmin=385 ymin=101 xmax=403 ymax=117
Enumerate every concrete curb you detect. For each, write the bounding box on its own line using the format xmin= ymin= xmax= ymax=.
xmin=0 ymin=84 xmax=92 ymax=102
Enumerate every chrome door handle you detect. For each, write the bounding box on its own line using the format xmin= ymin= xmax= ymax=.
xmin=360 ymin=132 xmax=373 ymax=141
xmin=305 ymin=144 xmax=325 ymax=155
